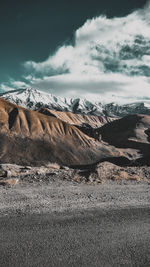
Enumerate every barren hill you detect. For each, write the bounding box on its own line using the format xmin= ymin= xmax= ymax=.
xmin=99 ymin=114 xmax=150 ymax=165
xmin=0 ymin=98 xmax=120 ymax=166
xmin=37 ymin=108 xmax=113 ymax=128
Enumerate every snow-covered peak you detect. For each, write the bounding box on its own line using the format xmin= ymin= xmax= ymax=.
xmin=104 ymin=102 xmax=150 ymax=117
xmin=0 ymin=87 xmax=103 ymax=115
xmin=1 ymin=88 xmax=65 ymax=109
xmin=1 ymin=87 xmax=150 ymax=117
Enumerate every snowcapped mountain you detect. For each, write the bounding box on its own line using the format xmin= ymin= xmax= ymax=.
xmin=1 ymin=87 xmax=150 ymax=117
xmin=104 ymin=102 xmax=150 ymax=117
xmin=0 ymin=88 xmax=104 ymax=115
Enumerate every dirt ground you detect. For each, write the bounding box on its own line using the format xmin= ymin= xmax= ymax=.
xmin=0 ymin=175 xmax=149 ymax=217
xmin=0 ymin=162 xmax=149 ymax=217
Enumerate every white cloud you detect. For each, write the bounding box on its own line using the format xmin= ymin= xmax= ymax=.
xmin=0 ymin=80 xmax=28 ymax=93
xmin=6 ymin=2 xmax=150 ymax=102
xmin=11 ymin=81 xmax=28 ymax=88
xmin=26 ymin=73 xmax=150 ymax=103
xmin=0 ymin=83 xmax=15 ymax=92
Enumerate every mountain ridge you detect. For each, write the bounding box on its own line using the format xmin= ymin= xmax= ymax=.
xmin=1 ymin=87 xmax=150 ymax=117
xmin=1 ymin=97 xmax=150 ymax=166
xmin=0 ymin=97 xmax=120 ymax=166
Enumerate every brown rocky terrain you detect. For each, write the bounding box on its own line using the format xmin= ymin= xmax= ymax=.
xmin=37 ymin=107 xmax=113 ymax=128
xmin=99 ymin=114 xmax=150 ymax=165
xmin=1 ymin=98 xmax=150 ymax=169
xmin=0 ymin=98 xmax=121 ymax=166
xmin=0 ymin=161 xmax=149 ymax=187
xmin=37 ymin=108 xmax=117 ymax=139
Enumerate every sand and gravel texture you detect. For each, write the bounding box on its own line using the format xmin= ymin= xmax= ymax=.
xmin=0 ymin=162 xmax=149 ymax=217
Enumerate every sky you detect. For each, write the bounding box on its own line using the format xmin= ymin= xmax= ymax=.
xmin=1 ymin=0 xmax=150 ymax=103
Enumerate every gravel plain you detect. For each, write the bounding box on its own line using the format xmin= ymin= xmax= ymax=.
xmin=0 ymin=166 xmax=149 ymax=217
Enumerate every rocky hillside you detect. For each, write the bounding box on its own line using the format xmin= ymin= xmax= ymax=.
xmin=0 ymin=98 xmax=120 ymax=166
xmin=99 ymin=114 xmax=150 ymax=165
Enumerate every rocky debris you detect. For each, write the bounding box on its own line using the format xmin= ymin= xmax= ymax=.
xmin=73 ymin=162 xmax=149 ymax=184
xmin=45 ymin=163 xmax=60 ymax=169
xmin=111 ymin=171 xmax=142 ymax=181
xmin=0 ymin=163 xmax=76 ymax=186
xmin=0 ymin=178 xmax=19 ymax=186
xmin=0 ymin=162 xmax=149 ymax=187
xmin=0 ymin=164 xmax=23 ymax=177
xmin=0 ymin=163 xmax=63 ymax=186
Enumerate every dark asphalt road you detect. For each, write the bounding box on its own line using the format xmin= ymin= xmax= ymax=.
xmin=0 ymin=207 xmax=150 ymax=267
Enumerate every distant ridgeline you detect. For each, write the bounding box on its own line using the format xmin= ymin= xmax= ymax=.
xmin=1 ymin=88 xmax=150 ymax=117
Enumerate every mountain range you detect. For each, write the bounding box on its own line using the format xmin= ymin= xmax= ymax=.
xmin=1 ymin=88 xmax=150 ymax=167
xmin=1 ymin=88 xmax=150 ymax=117
xmin=0 ymin=97 xmax=121 ymax=166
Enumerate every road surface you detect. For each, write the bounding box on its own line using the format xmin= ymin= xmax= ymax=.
xmin=0 ymin=207 xmax=150 ymax=267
